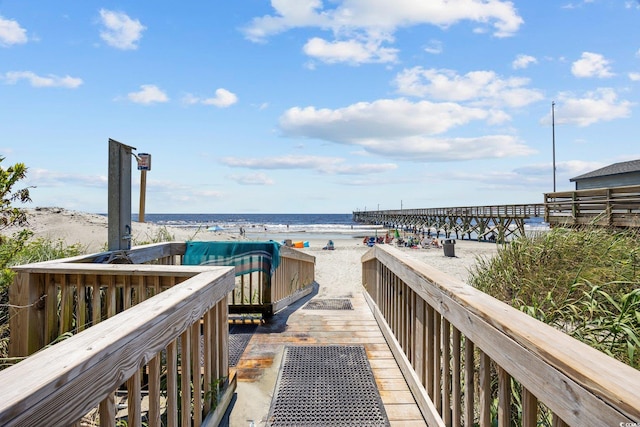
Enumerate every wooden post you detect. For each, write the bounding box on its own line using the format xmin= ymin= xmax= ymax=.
xmin=8 ymin=271 xmax=45 ymax=357
xmin=139 ymin=169 xmax=147 ymax=223
xmin=136 ymin=153 xmax=151 ymax=223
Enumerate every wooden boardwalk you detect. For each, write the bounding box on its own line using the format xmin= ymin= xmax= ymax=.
xmin=225 ymin=246 xmax=427 ymax=426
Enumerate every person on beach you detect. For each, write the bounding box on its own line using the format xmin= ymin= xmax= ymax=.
xmin=431 ymin=238 xmax=441 ymax=248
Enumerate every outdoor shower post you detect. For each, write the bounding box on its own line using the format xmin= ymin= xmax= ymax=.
xmin=108 ymin=138 xmax=136 ymax=251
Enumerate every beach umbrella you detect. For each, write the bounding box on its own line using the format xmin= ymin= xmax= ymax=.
xmin=207 ymin=225 xmax=224 ymax=232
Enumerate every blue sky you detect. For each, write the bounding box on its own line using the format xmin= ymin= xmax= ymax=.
xmin=1 ymin=1 xmax=639 ymax=214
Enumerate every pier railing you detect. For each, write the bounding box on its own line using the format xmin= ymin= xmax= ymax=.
xmin=0 ymin=265 xmax=236 ymax=426
xmin=545 ymin=185 xmax=640 ymax=227
xmin=353 ymin=204 xmax=544 ymax=241
xmin=9 ymin=242 xmax=315 ymax=358
xmin=362 ymin=244 xmax=640 ymax=426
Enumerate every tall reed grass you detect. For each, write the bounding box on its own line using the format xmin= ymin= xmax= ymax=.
xmin=469 ymin=227 xmax=640 ymax=368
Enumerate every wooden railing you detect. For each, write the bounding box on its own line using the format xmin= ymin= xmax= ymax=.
xmin=228 ymin=246 xmax=316 ymax=315
xmin=9 ymin=242 xmax=315 ymax=357
xmin=356 ymin=204 xmax=545 ymax=219
xmin=362 ymin=244 xmax=640 ymax=426
xmin=545 ymin=185 xmax=640 ymax=227
xmin=0 ymin=265 xmax=236 ymax=426
xmin=271 ymin=246 xmax=316 ymax=313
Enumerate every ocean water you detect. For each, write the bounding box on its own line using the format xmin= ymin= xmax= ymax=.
xmin=131 ymin=213 xmax=549 ymax=242
xmin=133 ymin=213 xmax=385 ymax=241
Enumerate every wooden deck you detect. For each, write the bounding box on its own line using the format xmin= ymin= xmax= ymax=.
xmin=225 ymin=246 xmax=427 ymax=426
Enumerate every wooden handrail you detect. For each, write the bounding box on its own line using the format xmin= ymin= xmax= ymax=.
xmin=0 ymin=266 xmax=235 ymax=426
xmin=362 ymin=244 xmax=640 ymax=425
xmin=272 ymin=246 xmax=315 ymax=312
xmin=9 ymin=242 xmax=316 ymax=357
xmin=545 ymin=185 xmax=640 ymax=227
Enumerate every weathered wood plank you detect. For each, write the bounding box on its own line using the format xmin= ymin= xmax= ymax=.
xmin=0 ymin=268 xmax=234 ymax=426
xmin=365 ymin=244 xmax=640 ymax=424
xmin=497 ymin=367 xmax=511 ymax=427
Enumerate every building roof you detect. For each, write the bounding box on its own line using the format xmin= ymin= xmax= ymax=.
xmin=570 ymin=159 xmax=640 ymax=182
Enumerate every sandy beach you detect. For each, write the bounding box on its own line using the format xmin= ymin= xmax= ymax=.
xmin=2 ymin=207 xmax=500 ymax=425
xmin=4 ymin=207 xmax=499 ymax=284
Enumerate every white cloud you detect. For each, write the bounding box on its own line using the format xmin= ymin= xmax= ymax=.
xmin=363 ymin=134 xmax=534 ymax=161
xmin=26 ymin=169 xmax=107 ymax=187
xmin=281 ymin=98 xmax=489 ymax=139
xmin=629 ymin=72 xmax=640 ymax=81
xmin=181 ymin=93 xmax=200 ymax=105
xmin=548 ymin=88 xmax=633 ymax=127
xmin=126 ymin=84 xmax=169 ymax=104
xmin=228 ymin=172 xmax=274 ymax=185
xmin=223 ymin=154 xmax=343 ymax=170
xmin=303 ymin=37 xmax=398 ymax=64
xmin=571 ymin=52 xmax=614 ymax=78
xmin=183 ymin=88 xmax=238 ymax=107
xmin=99 ymin=9 xmax=146 ymax=50
xmin=3 ymin=71 xmax=83 ymax=88
xmin=394 ymin=67 xmax=544 ymax=108
xmin=222 ymin=154 xmax=397 ymax=175
xmin=244 ymin=0 xmax=523 ymax=40
xmin=242 ymin=0 xmax=523 ymax=64
xmin=512 ymin=54 xmax=537 ymax=69
xmin=424 ymin=39 xmax=443 ymax=55
xmin=446 ymin=159 xmax=603 ymax=191
xmin=0 ymin=15 xmax=28 ymax=46
xmin=512 ymin=160 xmax=601 ymax=178
xmin=278 ymin=98 xmax=534 ymax=161
xmin=202 ymin=88 xmax=238 ymax=107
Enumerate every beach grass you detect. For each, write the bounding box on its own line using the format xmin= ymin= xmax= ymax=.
xmin=469 ymin=226 xmax=640 ymax=368
xmin=0 ymin=235 xmax=84 ymax=367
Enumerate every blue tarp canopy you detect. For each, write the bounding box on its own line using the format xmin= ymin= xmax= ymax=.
xmin=183 ymin=241 xmax=281 ymax=276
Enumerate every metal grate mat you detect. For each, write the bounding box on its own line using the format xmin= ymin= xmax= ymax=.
xmin=229 ymin=324 xmax=258 ymax=367
xmin=303 ymin=298 xmax=353 ymax=310
xmin=267 ymin=345 xmax=390 ymax=426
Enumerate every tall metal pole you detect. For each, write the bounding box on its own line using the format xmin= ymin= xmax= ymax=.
xmin=552 ymin=101 xmax=556 ymax=192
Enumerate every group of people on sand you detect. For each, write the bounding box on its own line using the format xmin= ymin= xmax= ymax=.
xmin=362 ymin=232 xmax=442 ymax=249
xmin=362 ymin=234 xmax=395 ymax=245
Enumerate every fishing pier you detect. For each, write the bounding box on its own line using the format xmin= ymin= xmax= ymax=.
xmin=353 ymin=185 xmax=640 ymax=239
xmin=2 ymin=237 xmax=639 ymax=426
xmin=353 ymin=204 xmax=545 ymax=241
